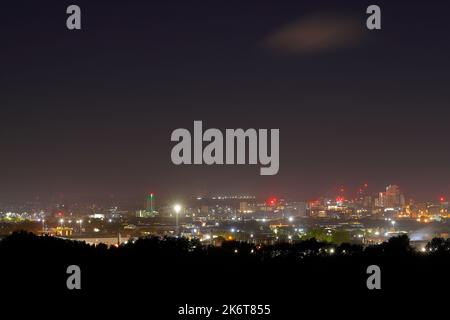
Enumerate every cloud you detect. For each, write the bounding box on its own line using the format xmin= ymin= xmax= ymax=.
xmin=263 ymin=13 xmax=364 ymax=55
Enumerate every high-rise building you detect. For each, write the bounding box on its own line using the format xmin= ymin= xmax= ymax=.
xmin=146 ymin=193 xmax=155 ymax=213
xmin=239 ymin=201 xmax=249 ymax=213
xmin=376 ymin=185 xmax=405 ymax=208
xmin=294 ymin=202 xmax=308 ymax=217
xmin=136 ymin=193 xmax=157 ymax=218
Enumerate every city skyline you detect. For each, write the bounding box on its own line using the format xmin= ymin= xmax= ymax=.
xmin=2 ymin=180 xmax=448 ymax=250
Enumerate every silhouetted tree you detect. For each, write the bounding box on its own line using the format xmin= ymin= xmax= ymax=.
xmin=426 ymin=237 xmax=450 ymax=253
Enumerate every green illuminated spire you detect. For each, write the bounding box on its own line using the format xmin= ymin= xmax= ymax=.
xmin=146 ymin=193 xmax=155 ymax=213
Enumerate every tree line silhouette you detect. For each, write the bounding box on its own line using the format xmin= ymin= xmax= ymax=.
xmin=1 ymin=231 xmax=449 ymax=298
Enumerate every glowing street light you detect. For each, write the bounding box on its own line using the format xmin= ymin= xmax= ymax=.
xmin=77 ymin=219 xmax=83 ymax=232
xmin=391 ymin=220 xmax=396 ymax=232
xmin=59 ymin=218 xmax=64 ymax=228
xmin=174 ymin=204 xmax=182 ymax=236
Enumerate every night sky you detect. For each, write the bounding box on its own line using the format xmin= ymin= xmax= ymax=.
xmin=1 ymin=0 xmax=450 ymax=203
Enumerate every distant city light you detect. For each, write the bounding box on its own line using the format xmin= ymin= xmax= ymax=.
xmin=2 ymin=183 xmax=448 ymax=254
xmin=267 ymin=197 xmax=277 ymax=206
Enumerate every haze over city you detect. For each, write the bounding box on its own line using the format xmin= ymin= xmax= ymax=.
xmin=2 ymin=0 xmax=450 ymax=204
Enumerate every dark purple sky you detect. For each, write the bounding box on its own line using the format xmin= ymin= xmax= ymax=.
xmin=1 ymin=0 xmax=450 ymax=203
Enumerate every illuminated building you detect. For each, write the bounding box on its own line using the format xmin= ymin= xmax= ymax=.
xmin=55 ymin=227 xmax=73 ymax=236
xmin=147 ymin=193 xmax=155 ymax=213
xmin=427 ymin=204 xmax=441 ymax=218
xmin=239 ymin=201 xmax=249 ymax=213
xmin=136 ymin=193 xmax=157 ymax=218
xmin=356 ymin=183 xmax=372 ymax=208
xmin=309 ymin=200 xmax=327 ymax=217
xmin=440 ymin=198 xmax=449 ymax=213
xmin=200 ymin=205 xmax=209 ymax=215
xmin=376 ymin=185 xmax=405 ymax=208
xmin=295 ymin=202 xmax=308 ymax=217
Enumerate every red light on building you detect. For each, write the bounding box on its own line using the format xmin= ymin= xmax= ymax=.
xmin=267 ymin=197 xmax=277 ymax=206
xmin=440 ymin=196 xmax=445 ymax=202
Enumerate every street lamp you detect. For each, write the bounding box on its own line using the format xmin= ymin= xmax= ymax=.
xmin=174 ymin=204 xmax=182 ymax=236
xmin=59 ymin=218 xmax=64 ymax=228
